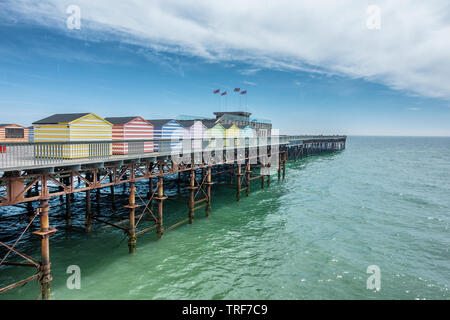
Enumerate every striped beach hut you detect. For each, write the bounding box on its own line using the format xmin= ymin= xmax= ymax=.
xmin=0 ymin=124 xmax=29 ymax=153
xmin=203 ymin=120 xmax=225 ymax=149
xmin=223 ymin=124 xmax=241 ymax=147
xmin=33 ymin=113 xmax=112 ymax=159
xmin=28 ymin=126 xmax=34 ymax=142
xmin=0 ymin=124 xmax=29 ymax=143
xmin=239 ymin=125 xmax=256 ymax=147
xmin=105 ymin=116 xmax=153 ymax=155
xmin=146 ymin=119 xmax=184 ymax=153
xmin=179 ymin=120 xmax=207 ymax=151
xmin=239 ymin=125 xmax=255 ymax=138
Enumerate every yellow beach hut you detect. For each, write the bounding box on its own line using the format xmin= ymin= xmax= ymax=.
xmin=223 ymin=123 xmax=241 ymax=147
xmin=203 ymin=120 xmax=225 ymax=149
xmin=32 ymin=113 xmax=112 ymax=159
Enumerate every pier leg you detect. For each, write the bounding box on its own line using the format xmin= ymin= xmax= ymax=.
xmin=236 ymin=164 xmax=242 ymax=201
xmin=187 ymin=169 xmax=197 ymax=224
xmin=35 ymin=199 xmax=55 ymax=300
xmin=155 ymin=176 xmax=165 ymax=239
xmin=246 ymin=162 xmax=251 ymax=197
xmin=282 ymin=152 xmax=286 ymax=180
xmin=205 ymin=167 xmax=212 ymax=217
xmin=127 ymin=182 xmax=137 ymax=254
xmin=85 ymin=190 xmax=92 ymax=232
xmin=261 ymin=164 xmax=265 ymax=189
xmin=65 ymin=193 xmax=71 ymax=228
xmin=278 ymin=153 xmax=281 ymax=181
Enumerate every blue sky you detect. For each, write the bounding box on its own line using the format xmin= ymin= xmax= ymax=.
xmin=1 ymin=1 xmax=450 ymax=136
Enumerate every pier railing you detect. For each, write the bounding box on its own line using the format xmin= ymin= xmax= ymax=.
xmin=0 ymin=135 xmax=346 ymax=171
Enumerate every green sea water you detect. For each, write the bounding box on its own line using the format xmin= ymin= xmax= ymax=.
xmin=1 ymin=136 xmax=449 ymax=299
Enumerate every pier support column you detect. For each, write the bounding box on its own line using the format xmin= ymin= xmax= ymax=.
xmin=187 ymin=168 xmax=198 ymax=224
xmin=33 ymin=199 xmax=56 ymax=300
xmin=261 ymin=164 xmax=265 ymax=189
xmin=65 ymin=193 xmax=71 ymax=228
xmin=246 ymin=162 xmax=251 ymax=197
xmin=205 ymin=167 xmax=213 ymax=217
xmin=282 ymin=151 xmax=287 ymax=180
xmin=125 ymin=182 xmax=138 ymax=254
xmin=236 ymin=164 xmax=242 ymax=201
xmin=85 ymin=190 xmax=92 ymax=232
xmin=154 ymin=176 xmax=167 ymax=239
xmin=278 ymin=153 xmax=282 ymax=181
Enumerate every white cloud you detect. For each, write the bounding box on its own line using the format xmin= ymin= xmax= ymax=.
xmin=3 ymin=0 xmax=450 ymax=100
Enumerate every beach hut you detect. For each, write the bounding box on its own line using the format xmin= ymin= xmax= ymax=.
xmin=179 ymin=120 xmax=207 ymax=151
xmin=0 ymin=124 xmax=29 ymax=143
xmin=239 ymin=125 xmax=255 ymax=147
xmin=146 ymin=119 xmax=184 ymax=153
xmin=105 ymin=116 xmax=153 ymax=155
xmin=0 ymin=124 xmax=29 ymax=153
xmin=223 ymin=123 xmax=241 ymax=147
xmin=239 ymin=125 xmax=255 ymax=138
xmin=203 ymin=120 xmax=225 ymax=149
xmin=28 ymin=126 xmax=34 ymax=142
xmin=33 ymin=113 xmax=112 ymax=159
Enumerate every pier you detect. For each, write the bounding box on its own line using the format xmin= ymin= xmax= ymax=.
xmin=0 ymin=134 xmax=346 ymax=299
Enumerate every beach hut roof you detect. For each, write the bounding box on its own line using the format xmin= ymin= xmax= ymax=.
xmin=222 ymin=123 xmax=237 ymax=129
xmin=104 ymin=116 xmax=149 ymax=126
xmin=33 ymin=113 xmax=91 ymax=125
xmin=178 ymin=120 xmax=195 ymax=128
xmin=203 ymin=120 xmax=221 ymax=129
xmin=145 ymin=119 xmax=176 ymax=127
xmin=0 ymin=124 xmax=13 ymax=128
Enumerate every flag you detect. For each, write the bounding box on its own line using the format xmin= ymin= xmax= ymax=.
xmin=221 ymin=91 xmax=227 ymax=96
xmin=234 ymin=88 xmax=240 ymax=92
xmin=213 ymin=89 xmax=220 ymax=94
xmin=241 ymin=90 xmax=247 ymax=94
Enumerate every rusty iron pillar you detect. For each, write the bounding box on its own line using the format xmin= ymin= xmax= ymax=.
xmin=246 ymin=162 xmax=251 ymax=197
xmin=278 ymin=152 xmax=282 ymax=181
xmin=33 ymin=198 xmax=56 ymax=300
xmin=236 ymin=164 xmax=243 ymax=201
xmin=154 ymin=176 xmax=167 ymax=239
xmin=125 ymin=164 xmax=139 ymax=253
xmin=186 ymin=168 xmax=198 ymax=224
xmin=85 ymin=190 xmax=92 ymax=232
xmin=205 ymin=166 xmax=213 ymax=217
